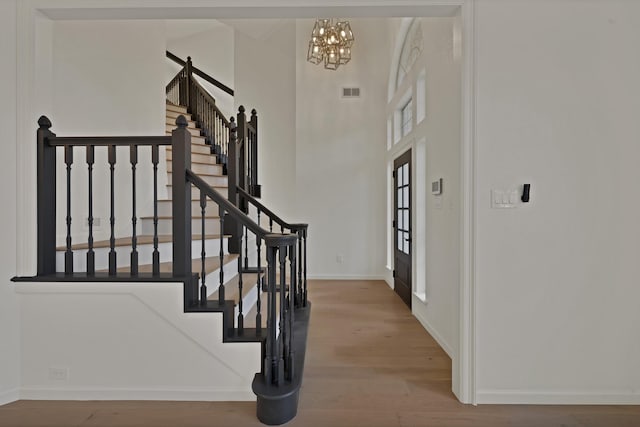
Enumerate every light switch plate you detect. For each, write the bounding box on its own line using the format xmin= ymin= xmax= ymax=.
xmin=492 ymin=189 xmax=517 ymax=209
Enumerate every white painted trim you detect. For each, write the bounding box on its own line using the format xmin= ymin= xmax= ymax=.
xmin=413 ymin=309 xmax=454 ymax=359
xmin=0 ymin=388 xmax=20 ymax=406
xmin=477 ymin=390 xmax=640 ymax=405
xmin=19 ymin=387 xmax=255 ymax=402
xmin=307 ymin=275 xmax=386 ymax=281
xmin=455 ymin=0 xmax=476 ymax=405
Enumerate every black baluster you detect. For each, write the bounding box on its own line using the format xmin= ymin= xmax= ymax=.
xmin=200 ymin=190 xmax=207 ymax=305
xmin=244 ymin=220 xmax=249 ymax=270
xmin=218 ymin=205 xmax=225 ymax=303
xmin=86 ymin=145 xmax=95 ymax=274
xmin=64 ymin=145 xmax=73 ymax=274
xmin=130 ymin=145 xmax=138 ymax=275
xmin=108 ymin=145 xmax=116 ymax=274
xmin=265 ymin=245 xmax=277 ymax=384
xmin=297 ymin=229 xmax=303 ymax=307
xmin=277 ymin=245 xmax=286 ymax=386
xmin=255 ymin=236 xmax=262 ymax=335
xmin=152 ymin=145 xmax=160 ymax=275
xmin=303 ymin=228 xmax=308 ymax=306
xmin=237 ymin=226 xmax=244 ymax=334
xmin=269 ymin=218 xmax=273 ymax=233
xmin=288 ymin=242 xmax=296 ymax=379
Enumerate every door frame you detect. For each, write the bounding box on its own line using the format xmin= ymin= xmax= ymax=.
xmin=15 ymin=0 xmax=477 ymax=405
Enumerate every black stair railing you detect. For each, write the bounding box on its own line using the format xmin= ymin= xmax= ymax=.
xmin=25 ymin=115 xmax=309 ymax=424
xmin=165 ymin=52 xmax=237 ymax=177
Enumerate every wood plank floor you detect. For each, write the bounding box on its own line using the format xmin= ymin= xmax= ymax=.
xmin=1 ymin=280 xmax=639 ymax=427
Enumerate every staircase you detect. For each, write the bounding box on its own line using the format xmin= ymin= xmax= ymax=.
xmin=13 ymin=52 xmax=310 ymax=425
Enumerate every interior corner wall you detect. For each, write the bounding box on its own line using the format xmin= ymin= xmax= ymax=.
xmin=474 ymin=0 xmax=640 ymax=403
xmin=166 ymin=22 xmax=235 ymax=118
xmin=234 ymin=22 xmax=297 ymax=220
xmin=51 ymin=20 xmax=166 ymax=244
xmin=295 ymin=19 xmax=388 ymax=279
xmin=0 ymin=0 xmax=20 ymax=405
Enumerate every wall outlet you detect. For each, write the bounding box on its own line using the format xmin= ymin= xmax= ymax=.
xmin=336 ymin=254 xmax=344 ymax=264
xmin=48 ymin=367 xmax=69 ymax=381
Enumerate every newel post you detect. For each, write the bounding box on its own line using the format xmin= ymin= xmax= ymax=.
xmin=185 ymin=56 xmax=193 ymax=112
xmin=226 ymin=117 xmax=242 ymax=254
xmin=36 ymin=116 xmax=57 ymax=276
xmin=236 ymin=106 xmax=248 ymax=213
xmin=171 ymin=115 xmax=193 ymax=290
xmin=250 ymin=109 xmax=261 ymax=198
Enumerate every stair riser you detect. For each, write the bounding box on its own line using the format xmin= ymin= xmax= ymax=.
xmin=201 ymin=260 xmax=242 ymax=296
xmin=167 ymin=151 xmax=218 ymax=165
xmin=55 ymin=237 xmax=228 ymax=272
xmin=166 ymin=182 xmax=228 ymax=199
xmin=157 ymin=199 xmax=221 ymax=217
xmin=167 ymin=162 xmax=224 ymax=176
xmin=233 ymin=283 xmax=260 ymax=328
xmin=166 ymin=125 xmax=202 ymax=137
xmin=141 ymin=217 xmax=221 ymax=235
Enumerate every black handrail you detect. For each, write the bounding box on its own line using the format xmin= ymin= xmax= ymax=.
xmin=166 ymin=50 xmax=234 ymax=96
xmin=237 ymin=187 xmax=307 ymax=232
xmin=186 ymin=170 xmax=271 ymax=240
xmin=48 ymin=136 xmax=171 ymax=147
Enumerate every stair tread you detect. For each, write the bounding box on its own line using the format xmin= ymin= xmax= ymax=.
xmin=165 ymin=184 xmax=228 ymax=189
xmin=165 ymin=157 xmax=220 ymax=167
xmin=110 ymin=254 xmax=238 ymax=274
xmin=167 ymin=170 xmax=224 ymax=178
xmin=56 ymin=233 xmax=229 ymax=251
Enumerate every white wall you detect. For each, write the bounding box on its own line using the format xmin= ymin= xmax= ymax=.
xmin=235 ymin=21 xmax=297 ymax=220
xmin=166 ymin=20 xmax=235 ymax=118
xmin=0 ymin=0 xmax=20 ymax=406
xmin=51 ymin=20 xmax=166 ymax=245
xmin=386 ymin=17 xmax=461 ymax=359
xmin=295 ymin=18 xmax=389 ymax=279
xmin=474 ymin=0 xmax=640 ymax=403
xmin=17 ymin=282 xmax=259 ymax=401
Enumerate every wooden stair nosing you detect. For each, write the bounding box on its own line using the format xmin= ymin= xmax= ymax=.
xmin=110 ymin=253 xmax=238 ymax=274
xmin=56 ymin=233 xmax=230 ymax=251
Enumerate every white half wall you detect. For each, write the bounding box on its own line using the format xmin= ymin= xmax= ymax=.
xmin=295 ymin=18 xmax=389 ymax=279
xmin=0 ymin=0 xmax=20 ymax=406
xmin=51 ymin=20 xmax=166 ymax=245
xmin=474 ymin=0 xmax=640 ymax=403
xmin=16 ymin=282 xmax=260 ymax=401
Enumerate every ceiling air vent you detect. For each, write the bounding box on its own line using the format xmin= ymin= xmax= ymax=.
xmin=342 ymin=87 xmax=361 ymax=98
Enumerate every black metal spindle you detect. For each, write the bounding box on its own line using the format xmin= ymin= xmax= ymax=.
xmin=86 ymin=145 xmax=95 ymax=274
xmin=152 ymin=145 xmax=160 ymax=275
xmin=200 ymin=190 xmax=207 ymax=304
xmin=64 ymin=145 xmax=73 ymax=274
xmin=244 ymin=221 xmax=249 ymax=270
xmin=269 ymin=218 xmax=273 ymax=233
xmin=130 ymin=145 xmax=138 ymax=275
xmin=108 ymin=145 xmax=116 ymax=274
xmin=218 ymin=205 xmax=225 ymax=303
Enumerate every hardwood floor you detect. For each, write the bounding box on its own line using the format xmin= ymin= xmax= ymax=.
xmin=1 ymin=280 xmax=639 ymax=427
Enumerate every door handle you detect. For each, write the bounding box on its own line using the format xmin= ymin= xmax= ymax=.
xmin=404 ymin=237 xmax=412 ymax=242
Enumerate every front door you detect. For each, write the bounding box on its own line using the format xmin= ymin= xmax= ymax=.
xmin=393 ymin=149 xmax=412 ymax=308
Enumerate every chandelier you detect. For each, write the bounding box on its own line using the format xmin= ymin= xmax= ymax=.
xmin=306 ymin=19 xmax=354 ymax=70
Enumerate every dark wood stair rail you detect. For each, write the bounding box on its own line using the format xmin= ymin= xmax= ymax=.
xmin=16 ymin=115 xmax=310 ymax=426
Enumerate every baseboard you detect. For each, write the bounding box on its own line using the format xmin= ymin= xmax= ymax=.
xmin=477 ymin=389 xmax=640 ymax=405
xmin=307 ymin=275 xmax=386 ymax=281
xmin=0 ymin=388 xmax=19 ymax=406
xmin=413 ymin=310 xmax=454 ymax=359
xmin=19 ymin=386 xmax=255 ymax=402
